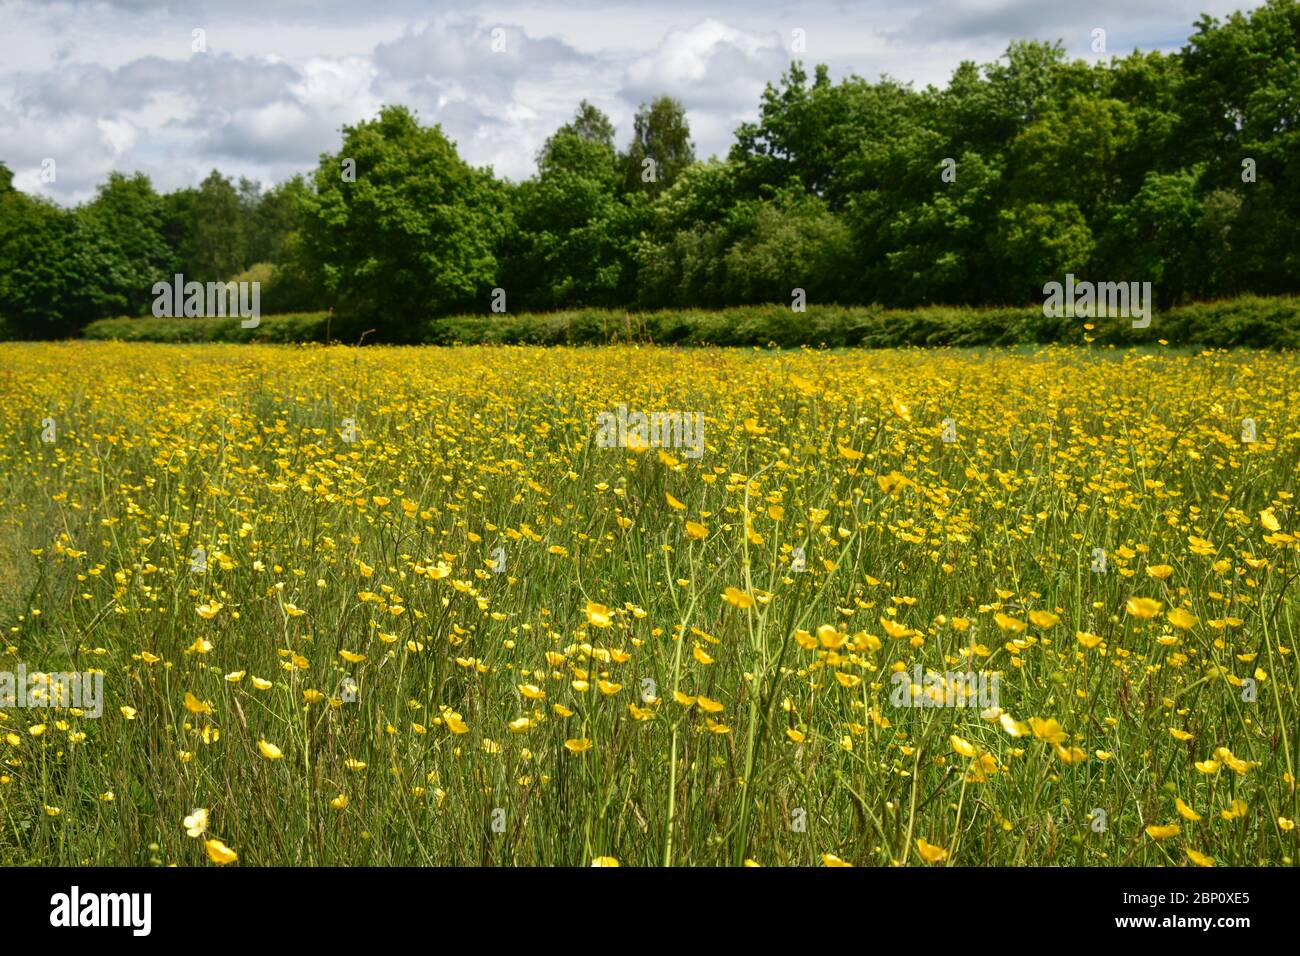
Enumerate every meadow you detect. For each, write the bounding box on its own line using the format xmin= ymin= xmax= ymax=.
xmin=0 ymin=340 xmax=1297 ymax=867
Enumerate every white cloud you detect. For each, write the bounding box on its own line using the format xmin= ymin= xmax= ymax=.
xmin=96 ymin=117 xmax=138 ymax=156
xmin=622 ymin=19 xmax=785 ymax=106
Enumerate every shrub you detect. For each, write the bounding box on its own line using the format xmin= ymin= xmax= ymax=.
xmin=78 ymin=296 xmax=1300 ymax=350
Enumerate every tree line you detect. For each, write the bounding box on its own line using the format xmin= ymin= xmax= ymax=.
xmin=2 ymin=0 xmax=1298 ymax=338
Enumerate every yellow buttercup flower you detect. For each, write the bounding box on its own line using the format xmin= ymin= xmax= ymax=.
xmin=916 ymin=839 xmax=948 ymax=863
xmin=950 ymin=735 xmax=978 ymax=758
xmin=1126 ymin=597 xmax=1163 ymax=619
xmin=257 ymin=739 xmax=284 ymax=760
xmin=1028 ymin=610 xmax=1059 ymax=628
xmin=1029 ymin=716 xmax=1067 ymax=745
xmin=722 ymin=586 xmax=754 ymax=609
xmin=204 ymin=839 xmax=238 ymax=865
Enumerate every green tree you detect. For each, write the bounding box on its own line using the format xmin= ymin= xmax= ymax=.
xmin=81 ymin=172 xmax=171 ymax=315
xmin=720 ymin=188 xmax=853 ymax=305
xmin=1178 ymin=0 xmax=1300 ymax=295
xmin=621 ymin=96 xmax=695 ymax=196
xmin=244 ymin=175 xmax=312 ymax=265
xmin=190 ymin=171 xmax=247 ymax=281
xmin=1007 ymin=98 xmax=1140 ymax=222
xmin=497 ymin=101 xmax=641 ymax=309
xmin=303 ymin=105 xmax=505 ymax=328
xmin=1104 ymin=168 xmax=1205 ymax=305
xmin=0 ymin=197 xmax=127 ymax=336
xmin=992 ymin=201 xmax=1095 ymax=302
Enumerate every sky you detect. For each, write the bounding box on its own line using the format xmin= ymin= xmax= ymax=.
xmin=0 ymin=0 xmax=1263 ymax=203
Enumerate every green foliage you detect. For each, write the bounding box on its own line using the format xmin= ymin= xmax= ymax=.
xmin=80 ymin=172 xmax=172 ymax=316
xmin=244 ymin=175 xmax=312 ymax=265
xmin=82 ymin=295 xmax=1300 ymax=350
xmin=498 ymin=102 xmax=635 ymax=311
xmin=228 ymin=258 xmax=329 ymax=315
xmin=0 ymin=162 xmax=325 ymax=336
xmin=187 ymin=171 xmax=247 ymax=282
xmin=993 ymin=201 xmax=1095 ymax=295
xmin=636 ymin=183 xmax=853 ymax=308
xmin=84 ymin=311 xmax=334 ymax=343
xmin=620 ymin=96 xmax=695 ymax=196
xmin=303 ymin=105 xmax=505 ymax=326
xmin=0 ymin=197 xmax=127 ymax=337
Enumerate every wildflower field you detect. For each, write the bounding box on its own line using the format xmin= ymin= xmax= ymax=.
xmin=1 ymin=340 xmax=1297 ymax=868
